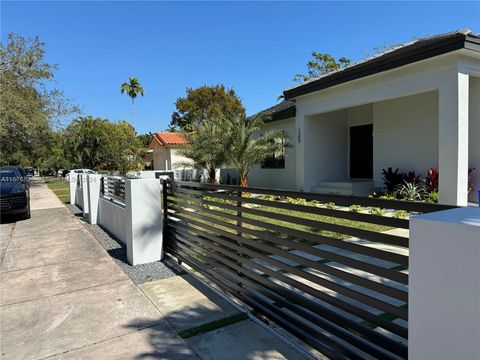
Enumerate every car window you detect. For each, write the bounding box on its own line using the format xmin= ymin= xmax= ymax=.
xmin=0 ymin=169 xmax=19 ymax=180
xmin=17 ymin=167 xmax=27 ymax=176
xmin=86 ymin=170 xmax=95 ymax=174
xmin=75 ymin=170 xmax=84 ymax=173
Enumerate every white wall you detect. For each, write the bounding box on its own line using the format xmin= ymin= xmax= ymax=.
xmin=410 ymin=207 xmax=480 ymax=359
xmin=125 ymin=179 xmax=163 ymax=265
xmin=373 ymin=91 xmax=439 ymax=187
xmin=249 ymin=118 xmax=297 ymax=189
xmin=170 ymin=147 xmax=194 ymax=170
xmin=469 ymin=76 xmax=480 ymax=203
xmin=152 ymin=145 xmax=193 ymax=171
xmin=304 ymin=110 xmax=348 ymax=191
xmin=97 ymin=198 xmax=127 ymax=244
xmin=153 ymin=146 xmax=168 ymax=170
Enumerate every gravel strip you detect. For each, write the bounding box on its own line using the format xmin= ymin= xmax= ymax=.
xmin=66 ymin=204 xmax=182 ymax=284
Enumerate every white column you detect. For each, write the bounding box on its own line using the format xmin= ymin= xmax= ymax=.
xmin=409 ymin=207 xmax=480 ymax=359
xmin=438 ymin=70 xmax=469 ymax=205
xmin=86 ymin=174 xmax=101 ymax=224
xmin=81 ymin=175 xmax=89 ymax=216
xmin=125 ymin=178 xmax=163 ymax=266
xmin=69 ymin=172 xmax=77 ymax=205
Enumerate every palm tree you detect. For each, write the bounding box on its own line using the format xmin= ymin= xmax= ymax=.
xmin=120 ymin=77 xmax=144 ymax=122
xmin=223 ymin=114 xmax=288 ymax=188
xmin=176 ymin=118 xmax=227 ymax=183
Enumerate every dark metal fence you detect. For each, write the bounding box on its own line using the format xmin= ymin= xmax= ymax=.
xmin=76 ymin=174 xmax=82 ymax=189
xmin=100 ymin=176 xmax=126 ymax=204
xmin=163 ymin=180 xmax=454 ymax=359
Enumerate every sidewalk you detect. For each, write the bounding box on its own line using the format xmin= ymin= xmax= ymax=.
xmin=0 ymin=181 xmax=196 ymax=360
xmin=1 ymin=180 xmax=311 ymax=360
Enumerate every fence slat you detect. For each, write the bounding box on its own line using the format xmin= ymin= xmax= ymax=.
xmin=163 ymin=180 xmax=452 ymax=359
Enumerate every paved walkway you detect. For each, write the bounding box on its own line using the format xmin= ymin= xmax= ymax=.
xmin=1 ymin=181 xmax=196 ymax=360
xmin=1 ymin=181 xmax=310 ymax=360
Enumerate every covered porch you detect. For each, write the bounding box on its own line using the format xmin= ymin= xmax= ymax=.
xmin=295 ymin=60 xmax=480 ymax=206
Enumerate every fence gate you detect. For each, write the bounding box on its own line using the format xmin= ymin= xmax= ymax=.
xmin=162 ymin=180 xmax=454 ymax=359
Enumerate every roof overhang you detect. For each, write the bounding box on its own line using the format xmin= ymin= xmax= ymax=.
xmin=284 ymin=32 xmax=480 ymax=100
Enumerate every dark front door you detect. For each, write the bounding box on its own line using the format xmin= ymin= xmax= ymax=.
xmin=350 ymin=124 xmax=373 ymax=178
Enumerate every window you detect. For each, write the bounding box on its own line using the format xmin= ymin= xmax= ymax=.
xmin=261 ymin=138 xmax=286 ymax=169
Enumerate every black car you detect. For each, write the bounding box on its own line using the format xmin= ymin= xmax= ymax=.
xmin=24 ymin=167 xmax=35 ymax=177
xmin=0 ymin=166 xmax=31 ymax=220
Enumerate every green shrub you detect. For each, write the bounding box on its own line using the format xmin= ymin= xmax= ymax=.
xmin=395 ymin=181 xmax=427 ymax=201
xmin=427 ymin=192 xmax=439 ymax=203
xmin=349 ymin=204 xmax=362 ymax=213
xmin=369 ymin=207 xmax=385 ymax=216
xmin=393 ymin=210 xmax=409 ymax=219
xmin=324 ymin=202 xmax=336 ymax=210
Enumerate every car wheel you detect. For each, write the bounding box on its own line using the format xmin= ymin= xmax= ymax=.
xmin=20 ymin=208 xmax=31 ymax=220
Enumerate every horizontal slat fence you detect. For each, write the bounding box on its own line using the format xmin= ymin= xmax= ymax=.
xmin=163 ymin=180 xmax=455 ymax=360
xmin=100 ymin=176 xmax=126 ymax=204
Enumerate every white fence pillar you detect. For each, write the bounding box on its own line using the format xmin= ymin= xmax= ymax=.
xmin=409 ymin=207 xmax=480 ymax=359
xmin=81 ymin=175 xmax=89 ymax=216
xmin=125 ymin=178 xmax=163 ymax=266
xmin=86 ymin=174 xmax=101 ymax=224
xmin=69 ymin=172 xmax=78 ymax=205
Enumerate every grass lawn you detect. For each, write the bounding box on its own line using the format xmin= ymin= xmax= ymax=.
xmin=46 ymin=179 xmax=70 ymax=204
xmin=170 ymin=194 xmax=393 ymax=244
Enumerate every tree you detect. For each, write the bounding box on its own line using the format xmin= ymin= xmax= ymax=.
xmin=176 ymin=118 xmax=228 ymax=183
xmin=293 ymin=52 xmax=351 ymax=83
xmin=137 ymin=132 xmax=154 ymax=148
xmin=0 ymin=33 xmax=77 ymax=167
xmin=121 ymin=77 xmax=144 ymax=122
xmin=170 ymin=85 xmax=245 ymax=130
xmin=63 ymin=116 xmax=142 ymax=174
xmin=223 ymin=115 xmax=288 ymax=187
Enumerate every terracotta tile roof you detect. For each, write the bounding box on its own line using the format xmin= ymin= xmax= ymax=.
xmin=149 ymin=132 xmax=189 ymax=149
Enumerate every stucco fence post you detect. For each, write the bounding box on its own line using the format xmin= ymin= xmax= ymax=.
xmin=81 ymin=174 xmax=89 ymax=216
xmin=409 ymin=207 xmax=480 ymax=359
xmin=69 ymin=172 xmax=78 ymax=205
xmin=125 ymin=178 xmax=163 ymax=266
xmin=86 ymin=174 xmax=101 ymax=224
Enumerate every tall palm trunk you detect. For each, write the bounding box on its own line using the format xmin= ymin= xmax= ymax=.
xmin=131 ymin=98 xmax=134 ymax=122
xmin=208 ymin=167 xmax=216 ymax=183
xmin=240 ymin=175 xmax=248 ymax=188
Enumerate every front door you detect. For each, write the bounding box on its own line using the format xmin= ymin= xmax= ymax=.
xmin=350 ymin=124 xmax=373 ymax=178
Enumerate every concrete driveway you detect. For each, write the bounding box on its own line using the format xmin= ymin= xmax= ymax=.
xmin=0 ymin=180 xmax=196 ymax=360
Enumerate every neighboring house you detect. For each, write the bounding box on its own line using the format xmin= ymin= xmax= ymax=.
xmin=249 ymin=29 xmax=480 ymax=206
xmin=148 ymin=132 xmax=192 ymax=170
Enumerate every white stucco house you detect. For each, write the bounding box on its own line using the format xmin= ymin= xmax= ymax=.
xmin=248 ymin=29 xmax=480 ymax=206
xmin=148 ymin=132 xmax=192 ymax=170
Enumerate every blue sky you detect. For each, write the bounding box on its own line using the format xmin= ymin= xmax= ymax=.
xmin=2 ymin=1 xmax=479 ymax=134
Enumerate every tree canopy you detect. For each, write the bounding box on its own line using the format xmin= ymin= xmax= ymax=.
xmin=0 ymin=33 xmax=77 ymax=167
xmin=63 ymin=116 xmax=142 ymax=174
xmin=170 ymin=85 xmax=245 ymax=130
xmin=121 ymin=77 xmax=144 ymax=122
xmin=293 ymin=52 xmax=351 ymax=83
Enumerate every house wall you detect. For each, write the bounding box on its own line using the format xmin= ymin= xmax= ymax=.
xmin=152 ymin=147 xmax=168 ymax=170
xmin=469 ymin=76 xmax=480 ymax=203
xmin=152 ymin=146 xmax=193 ymax=170
xmin=170 ymin=148 xmax=193 ymax=169
xmin=372 ymin=91 xmax=439 ymax=187
xmin=249 ymin=118 xmax=297 ymax=189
